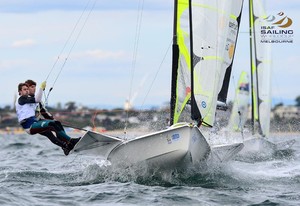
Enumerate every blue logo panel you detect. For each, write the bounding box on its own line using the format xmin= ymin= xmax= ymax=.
xmin=172 ymin=133 xmax=180 ymax=141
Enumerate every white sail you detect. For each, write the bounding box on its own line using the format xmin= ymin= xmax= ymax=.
xmin=250 ymin=0 xmax=272 ymax=137
xmin=218 ymin=1 xmax=245 ymax=104
xmin=172 ymin=0 xmax=244 ymax=127
xmin=192 ymin=0 xmax=244 ymax=126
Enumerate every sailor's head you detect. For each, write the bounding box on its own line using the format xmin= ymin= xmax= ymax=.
xmin=18 ymin=83 xmax=29 ymax=96
xmin=25 ymin=79 xmax=36 ymax=95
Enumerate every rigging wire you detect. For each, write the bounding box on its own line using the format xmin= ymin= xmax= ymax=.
xmin=124 ymin=0 xmax=145 ymax=136
xmin=45 ymin=0 xmax=94 ymax=82
xmin=44 ymin=0 xmax=97 ymax=105
xmin=138 ymin=39 xmax=172 ymax=109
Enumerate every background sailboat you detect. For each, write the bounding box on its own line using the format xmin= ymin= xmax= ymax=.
xmin=238 ymin=0 xmax=295 ymax=158
xmin=72 ymin=0 xmax=245 ymax=168
xmin=227 ymin=71 xmax=250 ymax=134
xmin=249 ymin=0 xmax=271 ymax=138
xmin=211 ymin=71 xmax=249 ymax=146
xmin=207 ymin=71 xmax=250 ymax=147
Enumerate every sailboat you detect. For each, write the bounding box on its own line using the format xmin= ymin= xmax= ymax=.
xmin=227 ymin=71 xmax=250 ymax=134
xmin=71 ymin=0 xmax=245 ymax=168
xmin=237 ymin=0 xmax=295 ymax=157
xmin=206 ymin=71 xmax=250 ymax=147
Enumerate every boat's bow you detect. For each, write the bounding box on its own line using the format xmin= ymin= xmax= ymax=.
xmin=275 ymin=139 xmax=296 ymax=151
xmin=71 ymin=130 xmax=123 ymax=159
xmin=210 ymin=143 xmax=244 ymax=163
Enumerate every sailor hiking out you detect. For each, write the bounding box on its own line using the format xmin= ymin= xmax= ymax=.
xmin=15 ymin=81 xmax=80 ymax=155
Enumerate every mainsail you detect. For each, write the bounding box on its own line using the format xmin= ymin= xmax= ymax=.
xmin=249 ymin=0 xmax=272 ymax=137
xmin=218 ymin=2 xmax=244 ymax=104
xmin=170 ymin=0 xmax=244 ymax=127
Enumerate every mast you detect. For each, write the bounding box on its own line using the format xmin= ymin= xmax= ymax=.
xmin=170 ymin=0 xmax=179 ymax=125
xmin=249 ymin=0 xmax=263 ymax=136
xmin=249 ymin=0 xmax=255 ymax=135
xmin=189 ymin=0 xmax=202 ymax=125
xmin=253 ymin=1 xmax=263 ymax=137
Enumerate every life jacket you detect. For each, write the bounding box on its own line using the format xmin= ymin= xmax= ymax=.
xmin=15 ymin=98 xmax=37 ymax=123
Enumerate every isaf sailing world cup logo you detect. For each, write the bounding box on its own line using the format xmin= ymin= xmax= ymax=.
xmin=265 ymin=12 xmax=293 ymax=28
xmin=260 ymin=12 xmax=294 ymax=43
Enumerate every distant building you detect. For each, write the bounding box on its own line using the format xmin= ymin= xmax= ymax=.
xmin=124 ymin=99 xmax=132 ymax=111
xmin=273 ymin=106 xmax=300 ymax=119
xmin=128 ymin=116 xmax=140 ymax=124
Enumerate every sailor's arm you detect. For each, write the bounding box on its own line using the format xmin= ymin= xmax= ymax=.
xmin=39 ymin=102 xmax=54 ymax=120
xmin=35 ymin=81 xmax=46 ymax=103
xmin=18 ymin=95 xmax=36 ymax=105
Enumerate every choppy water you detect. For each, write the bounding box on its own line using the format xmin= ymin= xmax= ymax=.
xmin=0 ymin=133 xmax=299 ymax=205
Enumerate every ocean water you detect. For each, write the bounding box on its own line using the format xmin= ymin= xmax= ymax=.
xmin=0 ymin=133 xmax=299 ymax=206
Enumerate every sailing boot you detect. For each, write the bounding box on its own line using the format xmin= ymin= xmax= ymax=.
xmin=61 ymin=137 xmax=81 ymax=156
xmin=62 ymin=142 xmax=71 ymax=156
xmin=66 ymin=141 xmax=74 ymax=152
xmin=70 ymin=137 xmax=81 ymax=147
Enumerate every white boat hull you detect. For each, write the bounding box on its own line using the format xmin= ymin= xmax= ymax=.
xmin=107 ymin=124 xmax=211 ymax=168
xmin=72 ymin=123 xmax=211 ymax=169
xmin=71 ymin=123 xmax=245 ymax=169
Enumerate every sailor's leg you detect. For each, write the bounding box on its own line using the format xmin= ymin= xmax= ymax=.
xmin=39 ymin=130 xmax=71 ymax=156
xmin=30 ymin=120 xmax=53 ymax=135
xmin=53 ymin=120 xmax=81 ymax=146
xmin=55 ymin=131 xmax=71 ymax=142
xmin=30 ymin=120 xmax=74 ymax=156
xmin=47 ymin=121 xmax=71 ymax=142
xmin=30 ymin=120 xmax=70 ymax=141
xmin=39 ymin=130 xmax=66 ymax=148
xmin=54 ymin=120 xmax=65 ymax=131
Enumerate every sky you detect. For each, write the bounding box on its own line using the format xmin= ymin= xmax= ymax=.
xmin=1 ymin=0 xmax=299 ymax=110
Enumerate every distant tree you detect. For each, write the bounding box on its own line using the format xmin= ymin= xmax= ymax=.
xmin=272 ymin=102 xmax=284 ymax=111
xmin=0 ymin=105 xmax=12 ymax=112
xmin=65 ymin=101 xmax=77 ymax=112
xmin=295 ymin=96 xmax=300 ymax=107
xmin=56 ymin=102 xmax=62 ymax=110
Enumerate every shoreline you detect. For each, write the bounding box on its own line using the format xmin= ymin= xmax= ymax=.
xmin=1 ymin=127 xmax=299 ymax=136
